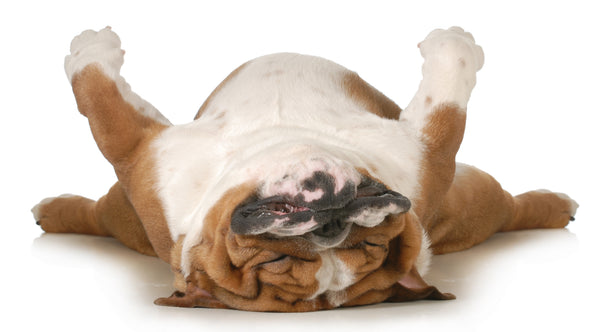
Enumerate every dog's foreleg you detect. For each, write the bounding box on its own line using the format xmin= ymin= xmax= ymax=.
xmin=65 ymin=27 xmax=171 ymax=172
xmin=57 ymin=28 xmax=174 ymax=260
xmin=400 ymin=27 xmax=484 ymax=223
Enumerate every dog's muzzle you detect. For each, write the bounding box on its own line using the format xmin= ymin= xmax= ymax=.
xmin=231 ymin=172 xmax=411 ymax=248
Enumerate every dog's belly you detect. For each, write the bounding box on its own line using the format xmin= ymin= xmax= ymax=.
xmin=198 ymin=53 xmax=363 ymax=130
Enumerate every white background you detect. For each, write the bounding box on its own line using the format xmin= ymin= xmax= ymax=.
xmin=1 ymin=1 xmax=598 ymax=331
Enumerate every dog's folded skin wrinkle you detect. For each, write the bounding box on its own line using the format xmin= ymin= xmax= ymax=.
xmin=260 ymin=254 xmax=288 ymax=265
xmin=36 ymin=27 xmax=579 ymax=312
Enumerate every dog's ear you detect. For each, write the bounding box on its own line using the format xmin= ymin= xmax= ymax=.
xmin=154 ymin=284 xmax=229 ymax=309
xmin=387 ymin=267 xmax=455 ymax=302
xmin=385 ymin=212 xmax=454 ymax=302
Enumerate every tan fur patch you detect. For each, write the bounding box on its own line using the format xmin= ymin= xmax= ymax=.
xmin=342 ymin=72 xmax=402 ymax=120
xmin=71 ymin=65 xmax=168 ymax=169
xmin=426 ymin=165 xmax=514 ymax=254
xmin=425 ymin=96 xmax=433 ymax=106
xmin=414 ymin=104 xmax=466 ymax=225
xmin=123 ymin=134 xmax=174 ymax=262
xmin=71 ymin=64 xmax=173 ymax=261
xmin=95 ymin=182 xmax=157 ymax=257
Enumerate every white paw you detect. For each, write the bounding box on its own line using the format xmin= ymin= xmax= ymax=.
xmin=64 ymin=27 xmax=124 ymax=82
xmin=419 ymin=26 xmax=484 ymax=73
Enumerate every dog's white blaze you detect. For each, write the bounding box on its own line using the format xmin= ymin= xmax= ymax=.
xmin=152 ymin=53 xmax=425 ymax=275
xmin=311 ymin=250 xmax=354 ymax=305
xmin=64 ymin=27 xmax=171 ymax=126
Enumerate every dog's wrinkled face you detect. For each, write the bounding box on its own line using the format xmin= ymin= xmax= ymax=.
xmin=155 ymin=152 xmax=450 ymax=312
xmin=156 ymin=144 xmax=450 ymax=311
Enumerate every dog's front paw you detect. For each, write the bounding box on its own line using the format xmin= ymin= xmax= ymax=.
xmin=534 ymin=189 xmax=579 ymax=221
xmin=64 ymin=27 xmax=124 ymax=82
xmin=32 ymin=194 xmax=75 ymax=232
xmin=418 ymin=26 xmax=484 ymax=73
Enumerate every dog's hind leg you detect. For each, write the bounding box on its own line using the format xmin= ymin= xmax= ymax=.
xmin=32 ymin=182 xmax=157 ymax=257
xmin=426 ymin=164 xmax=578 ymax=254
xmin=400 ymin=27 xmax=484 ymax=225
xmin=503 ymin=189 xmax=578 ymax=232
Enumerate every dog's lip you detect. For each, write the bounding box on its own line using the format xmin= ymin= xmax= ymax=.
xmin=240 ymin=197 xmax=312 ymax=218
xmin=256 ymin=199 xmax=354 ymax=247
xmin=261 ymin=200 xmax=312 ymax=216
xmin=305 ymin=222 xmax=352 ymax=249
xmin=310 ymin=218 xmax=348 ymax=238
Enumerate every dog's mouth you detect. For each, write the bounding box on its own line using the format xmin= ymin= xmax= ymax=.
xmin=231 ymin=178 xmax=411 ymax=250
xmin=311 ymin=218 xmax=346 ymax=237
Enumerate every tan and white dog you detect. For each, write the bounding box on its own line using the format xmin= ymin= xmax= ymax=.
xmin=32 ymin=27 xmax=578 ymax=312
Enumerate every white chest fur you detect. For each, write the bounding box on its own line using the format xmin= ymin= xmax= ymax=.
xmin=311 ymin=250 xmax=354 ymax=305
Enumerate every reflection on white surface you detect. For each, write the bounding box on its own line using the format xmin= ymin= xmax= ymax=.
xmin=15 ymin=226 xmax=592 ymax=332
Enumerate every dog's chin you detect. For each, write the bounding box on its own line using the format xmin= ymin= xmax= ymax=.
xmin=304 ymin=220 xmax=352 ymax=250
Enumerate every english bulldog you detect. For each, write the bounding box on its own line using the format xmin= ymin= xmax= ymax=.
xmin=32 ymin=27 xmax=578 ymax=312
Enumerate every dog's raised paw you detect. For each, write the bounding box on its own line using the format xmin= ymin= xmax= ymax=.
xmin=418 ymin=26 xmax=484 ymax=72
xmin=64 ymin=27 xmax=124 ymax=82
